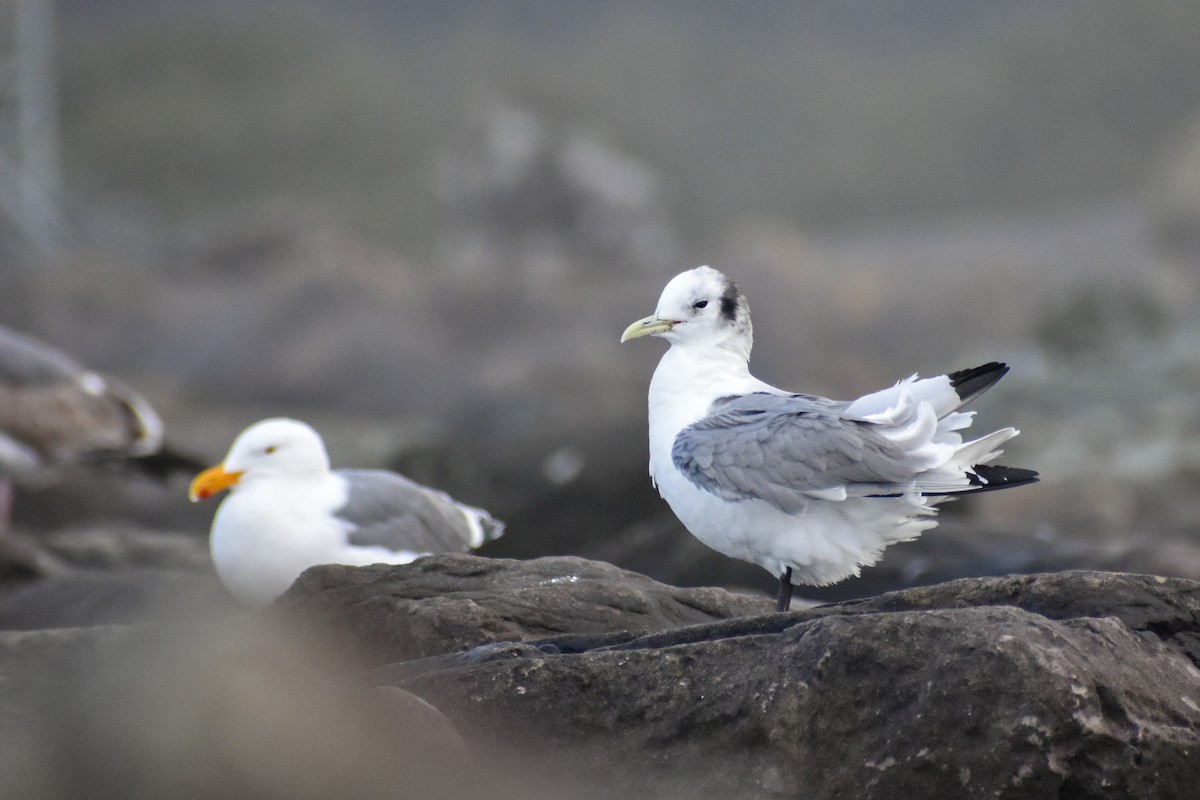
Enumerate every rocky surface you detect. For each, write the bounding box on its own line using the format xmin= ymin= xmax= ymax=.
xmin=275 ymin=553 xmax=775 ymax=664
xmin=351 ymin=563 xmax=1197 ymax=799
xmin=2 ymin=555 xmax=1199 ymax=799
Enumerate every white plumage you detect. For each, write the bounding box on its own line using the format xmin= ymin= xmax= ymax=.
xmin=622 ymin=266 xmax=1036 ymax=609
xmin=190 ymin=418 xmax=504 ymax=606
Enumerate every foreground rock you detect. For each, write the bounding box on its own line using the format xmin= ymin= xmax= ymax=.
xmin=0 ymin=620 xmax=476 ymax=800
xmin=352 ymin=566 xmax=1197 ymax=800
xmin=276 ymin=553 xmax=774 ymax=664
xmin=0 ymin=569 xmax=234 ymax=630
xmin=3 ymin=556 xmax=1198 ymax=799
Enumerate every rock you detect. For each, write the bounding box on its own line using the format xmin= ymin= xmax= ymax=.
xmin=372 ymin=686 xmax=471 ymax=765
xmin=0 ymin=618 xmax=478 ymax=800
xmin=0 ymin=623 xmax=147 ymax=712
xmin=371 ymin=570 xmax=1200 ymax=800
xmin=0 ymin=521 xmax=231 ymax=630
xmin=435 ymin=100 xmax=680 ymax=286
xmin=0 ymin=569 xmax=234 ymax=630
xmin=275 ymin=553 xmax=774 ymax=664
xmin=0 ymin=529 xmax=72 ymax=583
xmin=4 ymin=557 xmax=1198 ymax=799
xmin=39 ymin=526 xmax=212 ymax=572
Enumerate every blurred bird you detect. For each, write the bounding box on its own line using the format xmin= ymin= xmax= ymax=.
xmin=0 ymin=324 xmax=182 ymax=577
xmin=621 ymin=266 xmax=1037 ymax=611
xmin=189 ymin=417 xmax=505 ymax=606
xmin=0 ymin=325 xmax=167 ymax=525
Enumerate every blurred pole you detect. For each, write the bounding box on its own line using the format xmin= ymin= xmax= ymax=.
xmin=0 ymin=0 xmax=65 ymax=257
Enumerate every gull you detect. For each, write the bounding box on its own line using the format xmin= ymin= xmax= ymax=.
xmin=621 ymin=266 xmax=1037 ymax=610
xmin=0 ymin=324 xmax=177 ymax=578
xmin=0 ymin=325 xmax=165 ymax=529
xmin=189 ymin=417 xmax=505 ymax=606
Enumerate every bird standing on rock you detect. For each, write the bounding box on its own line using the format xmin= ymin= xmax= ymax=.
xmin=190 ymin=417 xmax=505 ymax=606
xmin=621 ymin=266 xmax=1037 ymax=611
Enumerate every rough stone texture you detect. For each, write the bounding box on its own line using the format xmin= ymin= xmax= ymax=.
xmin=276 ymin=554 xmax=774 ymax=664
xmin=374 ymin=570 xmax=1200 ymax=800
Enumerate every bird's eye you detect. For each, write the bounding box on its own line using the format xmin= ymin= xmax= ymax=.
xmin=693 ymin=300 xmax=709 ymax=310
xmin=264 ymin=446 xmax=277 ymax=455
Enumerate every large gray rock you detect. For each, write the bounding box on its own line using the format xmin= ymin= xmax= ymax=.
xmin=275 ymin=553 xmax=774 ymax=664
xmin=3 ymin=557 xmax=1198 ymax=799
xmin=373 ymin=570 xmax=1200 ymax=800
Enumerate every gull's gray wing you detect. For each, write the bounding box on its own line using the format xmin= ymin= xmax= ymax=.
xmin=337 ymin=469 xmax=504 ymax=553
xmin=671 ymin=393 xmax=919 ymax=514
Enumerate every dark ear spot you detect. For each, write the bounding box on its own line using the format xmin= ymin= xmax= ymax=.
xmin=719 ymin=289 xmax=739 ymax=322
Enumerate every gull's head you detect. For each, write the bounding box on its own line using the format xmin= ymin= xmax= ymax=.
xmin=188 ymin=417 xmax=331 ymax=502
xmin=621 ymin=266 xmax=752 ymax=353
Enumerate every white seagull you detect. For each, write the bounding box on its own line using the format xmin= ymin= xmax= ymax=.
xmin=189 ymin=418 xmax=505 ymax=606
xmin=621 ymin=266 xmax=1037 ymax=611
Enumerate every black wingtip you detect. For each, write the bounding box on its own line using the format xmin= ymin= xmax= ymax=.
xmin=948 ymin=362 xmax=1009 ymax=403
xmin=966 ymin=464 xmax=1040 ymax=492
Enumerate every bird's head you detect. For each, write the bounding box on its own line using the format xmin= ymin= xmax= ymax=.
xmin=621 ymin=266 xmax=753 ymax=355
xmin=188 ymin=417 xmax=331 ymax=502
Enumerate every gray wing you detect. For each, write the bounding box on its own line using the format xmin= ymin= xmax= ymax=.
xmin=671 ymin=393 xmax=919 ymax=514
xmin=337 ymin=469 xmax=504 ymax=554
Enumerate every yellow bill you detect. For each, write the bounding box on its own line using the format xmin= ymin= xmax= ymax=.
xmin=620 ymin=315 xmax=678 ymax=342
xmin=188 ymin=464 xmax=245 ymax=502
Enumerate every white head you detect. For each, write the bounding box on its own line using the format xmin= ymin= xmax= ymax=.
xmin=621 ymin=266 xmax=753 ymax=357
xmin=189 ymin=417 xmax=331 ymax=501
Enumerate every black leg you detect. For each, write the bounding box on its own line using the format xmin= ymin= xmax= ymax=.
xmin=776 ymin=567 xmax=794 ymax=612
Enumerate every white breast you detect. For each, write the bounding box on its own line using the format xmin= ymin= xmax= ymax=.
xmin=209 ymin=474 xmax=348 ymax=606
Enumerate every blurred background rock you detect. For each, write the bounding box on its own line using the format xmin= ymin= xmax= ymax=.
xmin=2 ymin=0 xmax=1200 ymax=610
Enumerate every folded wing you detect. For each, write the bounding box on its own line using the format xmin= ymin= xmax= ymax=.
xmin=673 ymin=373 xmax=1035 ymax=515
xmin=336 ymin=469 xmax=504 ymax=554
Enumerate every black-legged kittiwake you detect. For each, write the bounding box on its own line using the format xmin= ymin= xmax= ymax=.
xmin=621 ymin=266 xmax=1037 ymax=611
